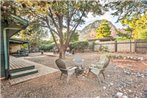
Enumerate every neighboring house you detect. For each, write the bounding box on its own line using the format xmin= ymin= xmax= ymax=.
xmin=9 ymin=39 xmax=29 ymax=54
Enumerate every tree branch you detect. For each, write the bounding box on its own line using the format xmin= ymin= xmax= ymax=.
xmin=48 ymin=7 xmax=60 ymax=33
xmin=45 ymin=16 xmax=59 ymax=36
xmin=46 ymin=17 xmax=59 ymax=50
xmin=64 ymin=10 xmax=86 ymax=49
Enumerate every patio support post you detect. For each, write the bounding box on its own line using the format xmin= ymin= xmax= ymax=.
xmin=1 ymin=28 xmax=21 ymax=79
xmin=1 ymin=26 xmax=6 ymax=78
xmin=3 ymin=28 xmax=9 ymax=78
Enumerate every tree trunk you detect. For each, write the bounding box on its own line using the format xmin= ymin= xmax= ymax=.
xmin=59 ymin=46 xmax=65 ymax=59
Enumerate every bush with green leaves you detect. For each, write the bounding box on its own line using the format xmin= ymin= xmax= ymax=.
xmin=99 ymin=45 xmax=109 ymax=52
xmin=70 ymin=41 xmax=89 ymax=52
xmin=39 ymin=44 xmax=55 ymax=52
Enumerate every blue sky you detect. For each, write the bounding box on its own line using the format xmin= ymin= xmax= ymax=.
xmin=77 ymin=11 xmax=125 ymax=30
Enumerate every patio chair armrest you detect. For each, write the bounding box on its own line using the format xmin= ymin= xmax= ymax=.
xmin=90 ymin=68 xmax=101 ymax=75
xmin=82 ymin=59 xmax=84 ymax=62
xmin=89 ymin=67 xmax=98 ymax=70
xmin=90 ymin=64 xmax=96 ymax=67
xmin=59 ymin=68 xmax=68 ymax=71
xmin=73 ymin=59 xmax=75 ymax=62
xmin=67 ymin=67 xmax=77 ymax=75
xmin=90 ymin=64 xmax=102 ymax=69
xmin=67 ymin=66 xmax=77 ymax=71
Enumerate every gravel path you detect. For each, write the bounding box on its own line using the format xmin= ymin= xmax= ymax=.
xmin=1 ymin=52 xmax=147 ymax=98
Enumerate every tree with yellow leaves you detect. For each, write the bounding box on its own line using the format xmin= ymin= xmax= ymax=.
xmin=121 ymin=12 xmax=147 ymax=39
xmin=96 ymin=20 xmax=111 ymax=39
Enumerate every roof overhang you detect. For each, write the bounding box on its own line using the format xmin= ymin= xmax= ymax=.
xmin=9 ymin=38 xmax=29 ymax=44
xmin=6 ymin=14 xmax=29 ymax=38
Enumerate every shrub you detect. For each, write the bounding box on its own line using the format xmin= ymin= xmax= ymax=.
xmin=39 ymin=44 xmax=55 ymax=52
xmin=70 ymin=41 xmax=89 ymax=52
xmin=99 ymin=46 xmax=109 ymax=52
xmin=116 ymin=37 xmax=130 ymax=41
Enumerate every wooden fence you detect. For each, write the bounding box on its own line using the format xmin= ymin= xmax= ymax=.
xmin=93 ymin=39 xmax=147 ymax=53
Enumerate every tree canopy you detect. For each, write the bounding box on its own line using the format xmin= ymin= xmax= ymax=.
xmin=18 ymin=23 xmax=48 ymax=49
xmin=12 ymin=0 xmax=106 ymax=58
xmin=105 ymin=1 xmax=147 ymax=40
xmin=96 ymin=20 xmax=111 ymax=38
xmin=2 ymin=0 xmax=147 ymax=58
xmin=105 ymin=1 xmax=147 ymax=21
xmin=121 ymin=12 xmax=147 ymax=39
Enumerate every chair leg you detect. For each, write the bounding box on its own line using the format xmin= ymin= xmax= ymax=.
xmin=60 ymin=73 xmax=63 ymax=80
xmin=87 ymin=68 xmax=91 ymax=77
xmin=97 ymin=74 xmax=101 ymax=84
xmin=101 ymin=71 xmax=105 ymax=80
xmin=67 ymin=75 xmax=71 ymax=83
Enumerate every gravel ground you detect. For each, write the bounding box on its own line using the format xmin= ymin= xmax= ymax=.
xmin=1 ymin=52 xmax=147 ymax=98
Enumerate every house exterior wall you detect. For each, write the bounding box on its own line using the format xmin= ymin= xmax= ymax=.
xmin=9 ymin=44 xmax=21 ymax=54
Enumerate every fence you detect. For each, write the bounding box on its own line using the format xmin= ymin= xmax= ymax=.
xmin=93 ymin=39 xmax=147 ymax=53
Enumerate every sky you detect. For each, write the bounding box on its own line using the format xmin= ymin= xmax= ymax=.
xmin=77 ymin=11 xmax=125 ymax=30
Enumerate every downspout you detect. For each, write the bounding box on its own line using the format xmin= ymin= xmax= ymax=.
xmin=3 ymin=27 xmax=21 ymax=78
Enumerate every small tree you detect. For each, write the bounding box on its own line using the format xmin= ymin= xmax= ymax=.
xmin=96 ymin=20 xmax=111 ymax=38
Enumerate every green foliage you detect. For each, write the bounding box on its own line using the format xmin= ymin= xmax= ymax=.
xmin=70 ymin=41 xmax=88 ymax=51
xmin=99 ymin=46 xmax=108 ymax=52
xmin=21 ymin=44 xmax=28 ymax=49
xmin=115 ymin=37 xmax=130 ymax=41
xmin=117 ymin=31 xmax=130 ymax=38
xmin=121 ymin=12 xmax=147 ymax=39
xmin=18 ymin=24 xmax=48 ymax=48
xmin=40 ymin=40 xmax=53 ymax=45
xmin=105 ymin=1 xmax=147 ymax=21
xmin=96 ymin=20 xmax=111 ymax=38
xmin=105 ymin=1 xmax=147 ymax=39
xmin=70 ymin=32 xmax=79 ymax=42
xmin=39 ymin=44 xmax=55 ymax=52
xmin=12 ymin=0 xmax=106 ymax=58
xmin=39 ymin=39 xmax=54 ymax=51
xmin=63 ymin=32 xmax=79 ymax=43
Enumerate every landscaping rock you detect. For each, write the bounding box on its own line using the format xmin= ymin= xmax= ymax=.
xmin=103 ymin=86 xmax=106 ymax=90
xmin=95 ymin=96 xmax=100 ymax=98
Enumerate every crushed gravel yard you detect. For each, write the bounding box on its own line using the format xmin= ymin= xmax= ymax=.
xmin=1 ymin=52 xmax=147 ymax=98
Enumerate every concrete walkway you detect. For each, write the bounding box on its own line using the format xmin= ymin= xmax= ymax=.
xmin=9 ymin=58 xmax=58 ymax=85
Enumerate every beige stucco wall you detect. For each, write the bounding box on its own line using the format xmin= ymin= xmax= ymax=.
xmin=94 ymin=41 xmax=115 ymax=52
xmin=94 ymin=40 xmax=137 ymax=52
xmin=9 ymin=44 xmax=21 ymax=53
xmin=117 ymin=41 xmax=135 ymax=52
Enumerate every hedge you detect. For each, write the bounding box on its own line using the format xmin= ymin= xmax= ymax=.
xmin=39 ymin=44 xmax=55 ymax=51
xmin=70 ymin=41 xmax=89 ymax=51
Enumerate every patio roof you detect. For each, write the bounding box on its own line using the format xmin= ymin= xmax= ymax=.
xmin=8 ymin=14 xmax=29 ymax=37
xmin=1 ymin=14 xmax=29 ymax=78
xmin=9 ymin=38 xmax=29 ymax=44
